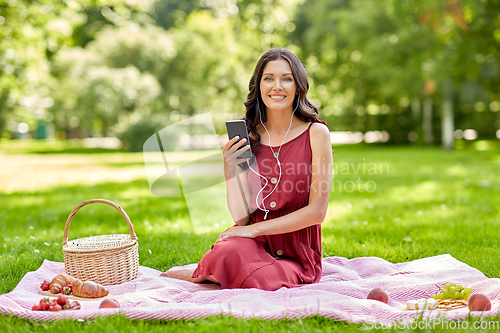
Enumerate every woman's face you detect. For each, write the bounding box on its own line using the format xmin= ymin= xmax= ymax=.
xmin=259 ymin=59 xmax=297 ymax=114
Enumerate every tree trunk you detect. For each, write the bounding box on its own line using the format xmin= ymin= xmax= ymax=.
xmin=411 ymin=97 xmax=420 ymax=121
xmin=102 ymin=119 xmax=109 ymax=137
xmin=64 ymin=126 xmax=71 ymax=139
xmin=0 ymin=111 xmax=4 ymax=141
xmin=0 ymin=94 xmax=8 ymax=141
xmin=441 ymin=79 xmax=454 ymax=150
xmin=422 ymin=96 xmax=434 ymax=145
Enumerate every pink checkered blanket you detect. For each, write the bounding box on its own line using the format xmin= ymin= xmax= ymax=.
xmin=0 ymin=254 xmax=498 ymax=323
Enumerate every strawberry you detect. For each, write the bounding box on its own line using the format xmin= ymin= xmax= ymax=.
xmin=40 ymin=280 xmax=50 ymax=291
xmin=57 ymin=295 xmax=69 ymax=306
xmin=68 ymin=301 xmax=81 ymax=310
xmin=62 ymin=285 xmax=72 ymax=295
xmin=62 ymin=303 xmax=71 ymax=310
xmin=50 ymin=298 xmax=58 ymax=305
xmin=49 ymin=304 xmax=62 ymax=311
xmin=32 ymin=304 xmax=40 ymax=311
xmin=39 ymin=298 xmax=51 ymax=311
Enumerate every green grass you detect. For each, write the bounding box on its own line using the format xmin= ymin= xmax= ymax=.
xmin=0 ymin=140 xmax=499 ymax=331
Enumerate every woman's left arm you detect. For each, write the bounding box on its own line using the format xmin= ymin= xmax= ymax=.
xmin=216 ymin=123 xmax=333 ymax=242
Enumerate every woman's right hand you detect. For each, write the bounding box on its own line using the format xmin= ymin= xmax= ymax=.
xmin=223 ymin=136 xmax=250 ymax=179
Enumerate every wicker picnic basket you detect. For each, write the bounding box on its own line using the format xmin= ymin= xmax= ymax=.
xmin=62 ymin=199 xmax=139 ymax=285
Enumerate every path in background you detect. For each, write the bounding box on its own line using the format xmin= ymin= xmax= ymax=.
xmin=0 ymin=150 xmax=223 ymax=193
xmin=0 ymin=153 xmax=152 ymax=192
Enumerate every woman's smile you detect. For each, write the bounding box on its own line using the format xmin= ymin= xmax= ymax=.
xmin=269 ymin=94 xmax=287 ymax=101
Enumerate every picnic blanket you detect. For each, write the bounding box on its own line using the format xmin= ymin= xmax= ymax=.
xmin=0 ymin=254 xmax=499 ymax=323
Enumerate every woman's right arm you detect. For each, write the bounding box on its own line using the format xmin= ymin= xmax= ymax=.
xmin=223 ymin=136 xmax=252 ymax=226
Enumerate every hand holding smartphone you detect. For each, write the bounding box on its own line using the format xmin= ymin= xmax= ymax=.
xmin=226 ymin=120 xmax=252 ymax=159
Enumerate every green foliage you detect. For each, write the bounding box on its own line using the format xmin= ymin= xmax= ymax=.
xmin=116 ymin=114 xmax=169 ymax=152
xmin=291 ymin=0 xmax=500 ymax=144
xmin=0 ymin=0 xmax=103 ymax=138
xmin=1 ymin=0 xmax=499 ymax=146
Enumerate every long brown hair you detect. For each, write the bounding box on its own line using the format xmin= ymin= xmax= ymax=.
xmin=243 ymin=48 xmax=319 ymax=146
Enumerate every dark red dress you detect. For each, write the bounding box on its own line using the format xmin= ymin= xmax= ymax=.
xmin=192 ymin=119 xmax=326 ymax=291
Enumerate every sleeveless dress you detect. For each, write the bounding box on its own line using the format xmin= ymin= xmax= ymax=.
xmin=192 ymin=119 xmax=326 ymax=291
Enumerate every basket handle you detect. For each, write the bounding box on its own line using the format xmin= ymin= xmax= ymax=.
xmin=63 ymin=199 xmax=137 ymax=246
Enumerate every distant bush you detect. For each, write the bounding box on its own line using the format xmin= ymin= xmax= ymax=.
xmin=117 ymin=116 xmax=168 ymax=152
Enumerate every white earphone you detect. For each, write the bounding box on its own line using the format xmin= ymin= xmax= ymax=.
xmin=247 ymin=93 xmax=300 ymax=219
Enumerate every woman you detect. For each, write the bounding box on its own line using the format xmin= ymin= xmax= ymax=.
xmin=161 ymin=48 xmax=333 ymax=290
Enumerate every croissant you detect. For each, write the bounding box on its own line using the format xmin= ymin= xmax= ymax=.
xmin=49 ymin=274 xmax=82 ymax=294
xmin=72 ymin=280 xmax=109 ymax=298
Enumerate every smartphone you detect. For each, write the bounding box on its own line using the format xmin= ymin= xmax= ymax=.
xmin=226 ymin=120 xmax=252 ymax=159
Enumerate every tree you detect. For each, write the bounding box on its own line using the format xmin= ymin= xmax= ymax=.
xmin=50 ymin=40 xmax=161 ymax=137
xmin=290 ymin=0 xmax=500 ymax=147
xmin=0 ymin=0 xmax=148 ymax=139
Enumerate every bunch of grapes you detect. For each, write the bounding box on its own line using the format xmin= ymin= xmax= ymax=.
xmin=431 ymin=283 xmax=472 ymax=300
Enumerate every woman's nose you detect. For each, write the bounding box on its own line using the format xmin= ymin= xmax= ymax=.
xmin=273 ymin=80 xmax=282 ymax=90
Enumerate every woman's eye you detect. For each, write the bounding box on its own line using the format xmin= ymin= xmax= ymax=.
xmin=284 ymin=77 xmax=292 ymax=82
xmin=264 ymin=77 xmax=272 ymax=81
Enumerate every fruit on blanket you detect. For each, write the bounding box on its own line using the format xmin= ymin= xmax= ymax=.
xmin=468 ymin=294 xmax=491 ymax=311
xmin=367 ymin=288 xmax=388 ymax=303
xmin=57 ymin=295 xmax=69 ymax=306
xmin=33 ymin=298 xmax=80 ymax=311
xmin=62 ymin=285 xmax=72 ymax=295
xmin=40 ymin=280 xmax=50 ymax=291
xmin=99 ymin=299 xmax=120 ymax=309
xmin=49 ymin=304 xmax=62 ymax=311
xmin=68 ymin=301 xmax=81 ymax=310
xmin=49 ymin=274 xmax=82 ymax=294
xmin=431 ymin=283 xmax=472 ymax=300
xmin=39 ymin=298 xmax=51 ymax=311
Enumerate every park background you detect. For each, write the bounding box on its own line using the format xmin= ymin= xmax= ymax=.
xmin=1 ymin=0 xmax=500 ymax=332
xmin=1 ymin=0 xmax=499 ymax=148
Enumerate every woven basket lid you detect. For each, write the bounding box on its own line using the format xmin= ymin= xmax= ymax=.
xmin=63 ymin=199 xmax=138 ymax=254
xmin=63 ymin=234 xmax=137 ymax=254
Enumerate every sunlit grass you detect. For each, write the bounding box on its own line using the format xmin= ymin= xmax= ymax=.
xmin=0 ymin=143 xmax=499 ymax=331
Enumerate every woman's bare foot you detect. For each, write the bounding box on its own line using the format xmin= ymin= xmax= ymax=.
xmin=160 ymin=266 xmax=220 ymax=284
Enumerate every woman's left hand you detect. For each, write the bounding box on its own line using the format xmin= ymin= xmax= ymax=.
xmin=215 ymin=224 xmax=256 ymax=243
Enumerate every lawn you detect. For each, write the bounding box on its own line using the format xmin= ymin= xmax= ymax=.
xmin=0 ymin=139 xmax=499 ymax=332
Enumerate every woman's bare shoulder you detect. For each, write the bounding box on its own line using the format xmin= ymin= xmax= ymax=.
xmin=310 ymin=122 xmax=330 ymax=140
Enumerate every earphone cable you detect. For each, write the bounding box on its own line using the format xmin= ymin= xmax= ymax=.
xmin=248 ymin=93 xmax=299 ymax=219
xmin=246 ymin=161 xmax=270 ymax=219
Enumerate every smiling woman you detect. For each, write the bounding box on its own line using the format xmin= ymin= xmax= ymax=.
xmin=161 ymin=48 xmax=333 ymax=291
xmin=244 ymin=48 xmax=320 ymax=146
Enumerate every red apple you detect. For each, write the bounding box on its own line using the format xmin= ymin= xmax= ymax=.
xmin=99 ymin=299 xmax=120 ymax=309
xmin=469 ymin=293 xmax=491 ymax=311
xmin=367 ymin=288 xmax=389 ymax=303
